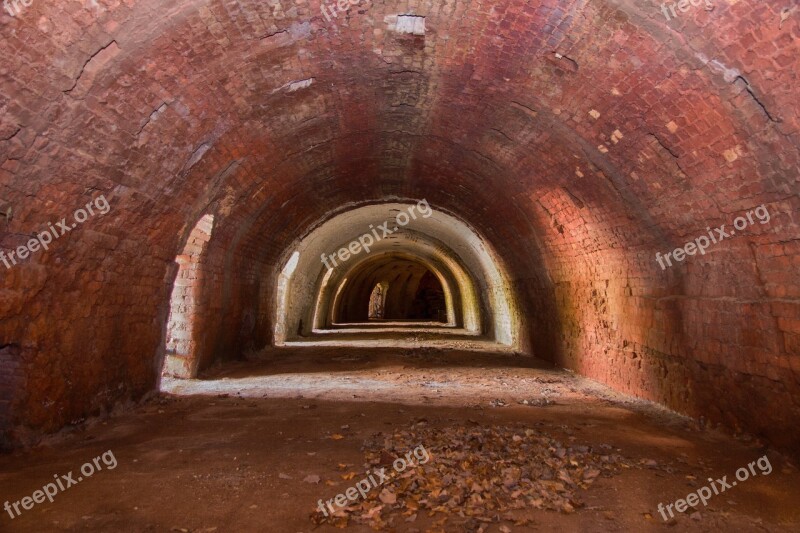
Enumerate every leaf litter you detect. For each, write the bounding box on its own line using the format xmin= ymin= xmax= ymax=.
xmin=311 ymin=421 xmax=641 ymax=530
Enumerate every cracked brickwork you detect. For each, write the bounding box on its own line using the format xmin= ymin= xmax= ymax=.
xmin=0 ymin=0 xmax=798 ymax=450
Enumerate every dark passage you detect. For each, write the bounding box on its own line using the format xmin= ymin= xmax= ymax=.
xmin=336 ymin=257 xmax=447 ymax=323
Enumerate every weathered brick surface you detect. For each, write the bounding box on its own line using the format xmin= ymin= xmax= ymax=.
xmin=163 ymin=214 xmax=215 ymax=378
xmin=0 ymin=344 xmax=23 ymax=449
xmin=0 ymin=0 xmax=797 ymax=450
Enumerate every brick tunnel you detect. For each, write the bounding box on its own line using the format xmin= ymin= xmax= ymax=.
xmin=0 ymin=0 xmax=799 ymax=531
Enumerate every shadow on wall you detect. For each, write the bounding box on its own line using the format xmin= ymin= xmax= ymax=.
xmin=0 ymin=344 xmax=23 ymax=451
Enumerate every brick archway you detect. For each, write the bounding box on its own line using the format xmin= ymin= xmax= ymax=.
xmin=162 ymin=214 xmax=215 ymax=379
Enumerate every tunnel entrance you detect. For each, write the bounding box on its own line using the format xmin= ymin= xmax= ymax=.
xmin=367 ymin=282 xmax=388 ymax=319
xmin=338 ymin=259 xmax=447 ymax=324
xmin=274 ymin=201 xmax=521 ymax=350
xmin=410 ymin=271 xmax=448 ymax=322
xmin=161 ymin=214 xmax=214 ymax=379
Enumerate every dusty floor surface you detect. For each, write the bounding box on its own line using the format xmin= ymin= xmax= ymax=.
xmin=0 ymin=348 xmax=798 ymax=532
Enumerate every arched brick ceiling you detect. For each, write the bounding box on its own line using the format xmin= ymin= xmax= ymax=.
xmin=0 ymin=1 xmax=798 ymax=449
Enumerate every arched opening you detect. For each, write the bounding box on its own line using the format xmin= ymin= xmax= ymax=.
xmin=275 ymin=201 xmax=521 ymax=349
xmin=337 ymin=258 xmax=448 ymax=323
xmin=327 ymin=251 xmax=462 ymax=330
xmin=410 ymin=271 xmax=447 ymax=322
xmin=161 ymin=214 xmax=215 ymax=379
xmin=367 ymin=282 xmax=388 ymax=319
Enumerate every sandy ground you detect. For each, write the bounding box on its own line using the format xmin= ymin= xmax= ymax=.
xmin=0 ymin=348 xmax=797 ymax=532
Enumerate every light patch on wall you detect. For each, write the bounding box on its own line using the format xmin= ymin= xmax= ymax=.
xmin=185 ymin=142 xmax=211 ymax=171
xmin=282 ymin=250 xmax=301 ymax=277
xmin=288 ymin=78 xmax=314 ymax=92
xmin=162 ymin=213 xmax=215 ymax=379
xmin=385 ymin=14 xmax=426 ymax=35
xmin=272 ymin=77 xmax=315 ymax=94
xmin=275 ymin=250 xmax=302 ymax=343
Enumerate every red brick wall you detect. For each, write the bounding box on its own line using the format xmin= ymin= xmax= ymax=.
xmin=0 ymin=0 xmax=796 ymax=451
xmin=0 ymin=344 xmax=23 ymax=449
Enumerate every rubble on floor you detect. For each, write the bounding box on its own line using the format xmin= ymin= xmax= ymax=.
xmin=311 ymin=421 xmax=641 ymax=530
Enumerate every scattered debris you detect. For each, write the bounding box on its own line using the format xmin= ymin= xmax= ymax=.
xmin=311 ymin=423 xmax=640 ymax=529
xmin=519 ymin=398 xmax=555 ymax=407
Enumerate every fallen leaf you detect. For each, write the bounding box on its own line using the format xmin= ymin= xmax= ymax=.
xmin=379 ymin=489 xmax=397 ymax=504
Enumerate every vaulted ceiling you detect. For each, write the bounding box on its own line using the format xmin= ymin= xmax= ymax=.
xmin=0 ymin=1 xmax=797 ymax=451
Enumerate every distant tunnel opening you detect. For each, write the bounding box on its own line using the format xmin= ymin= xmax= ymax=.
xmin=276 ymin=202 xmax=520 ymax=348
xmin=339 ymin=260 xmax=447 ymax=323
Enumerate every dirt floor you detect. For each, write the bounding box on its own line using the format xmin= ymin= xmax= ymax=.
xmin=0 ymin=348 xmax=798 ymax=532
